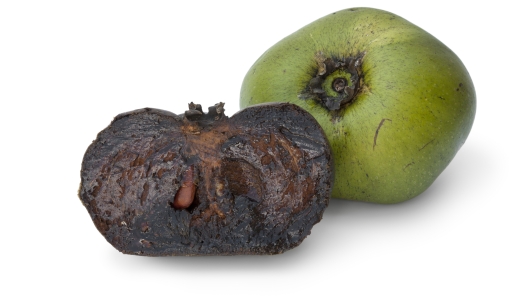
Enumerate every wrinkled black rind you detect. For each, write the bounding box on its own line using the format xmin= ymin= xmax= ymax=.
xmin=79 ymin=103 xmax=333 ymax=256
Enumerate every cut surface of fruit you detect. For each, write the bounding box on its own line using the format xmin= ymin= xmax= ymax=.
xmin=79 ymin=103 xmax=333 ymax=255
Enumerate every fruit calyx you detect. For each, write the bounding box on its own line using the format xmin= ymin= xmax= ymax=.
xmin=184 ymin=102 xmax=226 ymax=122
xmin=300 ymin=52 xmax=364 ymax=111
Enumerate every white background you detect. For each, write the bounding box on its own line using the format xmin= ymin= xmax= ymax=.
xmin=1 ymin=1 xmax=526 ymax=297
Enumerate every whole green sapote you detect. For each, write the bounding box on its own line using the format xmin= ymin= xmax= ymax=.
xmin=240 ymin=8 xmax=476 ymax=204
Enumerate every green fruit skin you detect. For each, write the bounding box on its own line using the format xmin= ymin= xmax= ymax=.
xmin=240 ymin=8 xmax=476 ymax=204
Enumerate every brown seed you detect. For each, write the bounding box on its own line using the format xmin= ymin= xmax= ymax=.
xmin=172 ymin=165 xmax=196 ymax=209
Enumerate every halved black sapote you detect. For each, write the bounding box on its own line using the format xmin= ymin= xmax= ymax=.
xmin=79 ymin=103 xmax=333 ymax=256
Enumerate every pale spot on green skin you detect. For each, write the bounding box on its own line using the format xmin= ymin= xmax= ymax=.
xmin=240 ymin=8 xmax=476 ymax=204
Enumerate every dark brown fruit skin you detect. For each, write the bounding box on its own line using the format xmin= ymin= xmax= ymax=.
xmin=79 ymin=103 xmax=333 ymax=256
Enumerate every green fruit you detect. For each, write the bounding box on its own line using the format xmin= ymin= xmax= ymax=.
xmin=240 ymin=8 xmax=476 ymax=204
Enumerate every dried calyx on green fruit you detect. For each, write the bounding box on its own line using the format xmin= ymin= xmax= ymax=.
xmin=299 ymin=51 xmax=364 ymax=112
xmin=241 ymin=7 xmax=476 ymax=204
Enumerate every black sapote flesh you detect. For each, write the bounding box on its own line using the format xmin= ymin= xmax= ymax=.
xmin=79 ymin=103 xmax=333 ymax=255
